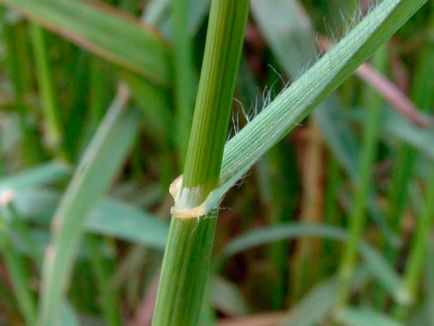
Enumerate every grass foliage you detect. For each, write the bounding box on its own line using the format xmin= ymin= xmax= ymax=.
xmin=0 ymin=0 xmax=432 ymax=325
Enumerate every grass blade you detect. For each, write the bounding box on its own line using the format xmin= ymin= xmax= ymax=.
xmin=195 ymin=0 xmax=428 ymax=221
xmin=86 ymin=199 xmax=168 ymax=250
xmin=37 ymin=87 xmax=141 ymax=325
xmin=212 ymin=277 xmax=249 ymax=316
xmin=5 ymin=188 xmax=168 ymax=250
xmin=0 ymin=162 xmax=70 ymax=192
xmin=279 ymin=277 xmax=340 ymax=326
xmin=221 ymin=223 xmax=401 ymax=300
xmin=336 ymin=307 xmax=404 ymax=326
xmin=336 ymin=45 xmax=388 ymax=307
xmin=29 ymin=24 xmax=64 ymax=156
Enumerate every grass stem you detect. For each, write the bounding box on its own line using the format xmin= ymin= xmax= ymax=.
xmin=29 ymin=24 xmax=64 ymax=158
xmin=152 ymin=0 xmax=249 ymax=324
xmin=394 ymin=168 xmax=434 ymax=320
xmin=336 ymin=45 xmax=387 ymax=309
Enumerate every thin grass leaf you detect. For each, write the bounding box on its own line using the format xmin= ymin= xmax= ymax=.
xmin=279 ymin=277 xmax=340 ymax=326
xmin=426 ymin=237 xmax=434 ymax=325
xmin=251 ymin=0 xmax=397 ymax=245
xmin=336 ymin=45 xmax=388 ymax=307
xmin=38 ymin=87 xmax=141 ymax=326
xmin=60 ymin=302 xmax=79 ymax=326
xmin=336 ymin=307 xmax=404 ymax=326
xmin=384 ymin=109 xmax=434 ymax=161
xmin=7 ymin=188 xmax=168 ymax=250
xmin=0 ymin=0 xmax=171 ymax=86
xmin=394 ymin=167 xmax=434 ymax=319
xmin=251 ymin=0 xmax=316 ymax=77
xmin=212 ymin=277 xmax=249 ymax=316
xmin=279 ymin=268 xmax=370 ymax=326
xmin=86 ymin=199 xmax=168 ymax=250
xmin=144 ymin=0 xmax=210 ymax=37
xmin=29 ymin=24 xmax=64 ymax=155
xmin=0 ymin=162 xmax=70 ymax=193
xmin=222 ymin=223 xmax=401 ymax=300
xmin=1 ymin=10 xmax=44 ymax=165
xmin=6 ymin=189 xmax=59 ymax=224
xmin=123 ymin=72 xmax=173 ymax=143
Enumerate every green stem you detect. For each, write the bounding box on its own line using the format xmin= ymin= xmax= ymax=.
xmin=1 ymin=10 xmax=42 ymax=164
xmin=385 ymin=8 xmax=434 ymax=314
xmin=181 ymin=0 xmax=249 ymax=197
xmin=336 ymin=45 xmax=388 ymax=309
xmin=393 ymin=10 xmax=434 ymax=318
xmin=153 ymin=215 xmax=217 ymax=325
xmin=394 ymin=168 xmax=434 ymax=320
xmin=152 ymin=0 xmax=249 ymax=324
xmin=385 ymin=5 xmax=434 ymax=264
xmin=29 ymin=24 xmax=64 ymax=158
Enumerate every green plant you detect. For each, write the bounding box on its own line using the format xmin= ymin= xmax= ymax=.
xmin=0 ymin=0 xmax=431 ymax=325
xmin=152 ymin=0 xmax=250 ymax=324
xmin=154 ymin=0 xmax=427 ymax=323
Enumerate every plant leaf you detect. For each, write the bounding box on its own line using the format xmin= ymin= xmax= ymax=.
xmin=0 ymin=162 xmax=70 ymax=192
xmin=38 ymin=89 xmax=141 ymax=325
xmin=8 ymin=188 xmax=168 ymax=254
xmin=196 ymin=0 xmax=428 ymax=217
xmin=279 ymin=277 xmax=340 ymax=326
xmin=86 ymin=199 xmax=168 ymax=250
xmin=212 ymin=276 xmax=249 ymax=316
xmin=251 ymin=0 xmax=397 ymax=244
xmin=0 ymin=0 xmax=171 ymax=86
xmin=222 ymin=223 xmax=401 ymax=300
xmin=336 ymin=307 xmax=404 ymax=326
xmin=384 ymin=109 xmax=434 ymax=161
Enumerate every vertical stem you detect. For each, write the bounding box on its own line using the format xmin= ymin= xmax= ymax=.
xmin=394 ymin=169 xmax=434 ymax=320
xmin=336 ymin=45 xmax=387 ymax=309
xmin=377 ymin=8 xmax=434 ymax=315
xmin=29 ymin=24 xmax=64 ymax=158
xmin=153 ymin=0 xmax=249 ymax=324
xmin=393 ymin=10 xmax=434 ymax=318
xmin=181 ymin=0 xmax=249 ymax=198
xmin=153 ymin=215 xmax=217 ymax=325
xmin=1 ymin=10 xmax=42 ymax=164
xmin=385 ymin=6 xmax=434 ymax=265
